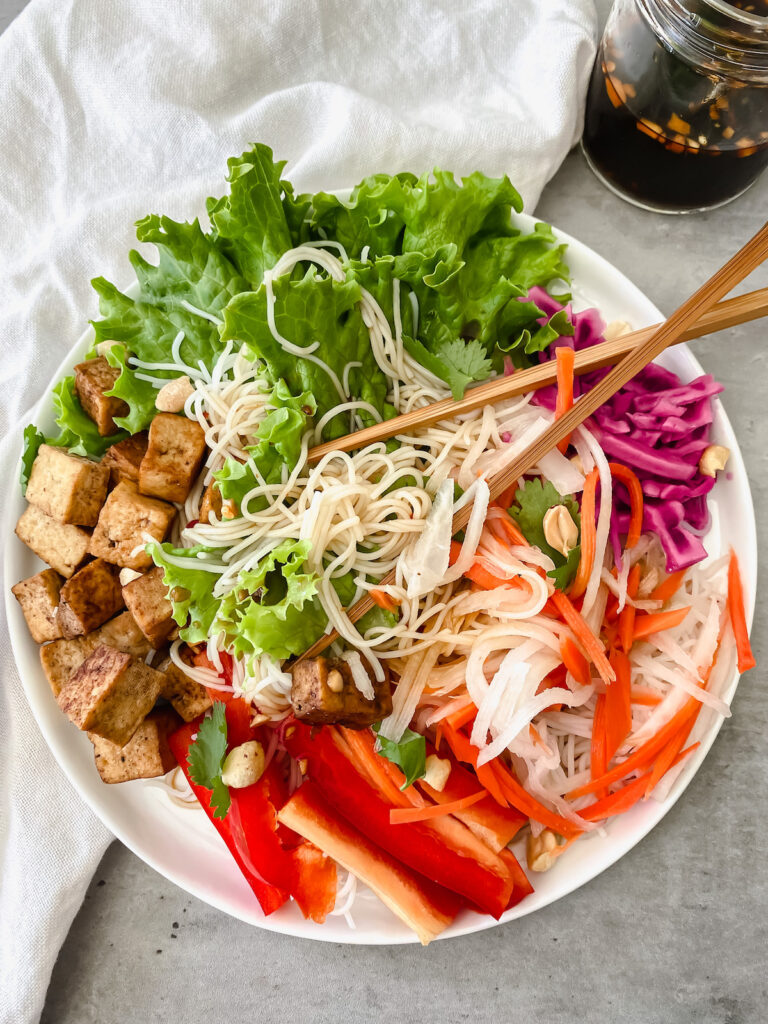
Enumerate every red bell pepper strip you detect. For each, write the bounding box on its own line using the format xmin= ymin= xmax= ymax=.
xmin=168 ymin=718 xmax=289 ymax=916
xmin=284 ymin=724 xmax=518 ymax=918
xmin=728 ymin=548 xmax=756 ymax=672
xmin=278 ymin=782 xmax=461 ymax=945
xmin=418 ymin=752 xmax=526 ymax=852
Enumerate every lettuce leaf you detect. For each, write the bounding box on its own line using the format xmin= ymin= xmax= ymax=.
xmin=49 ymin=376 xmax=126 ymax=457
xmin=148 ymin=542 xmax=224 ymax=644
xmin=213 ymin=540 xmax=323 ymax=661
xmin=206 ymin=145 xmax=310 ymax=287
xmin=20 ymin=425 xmax=45 ymax=493
xmin=222 ymin=269 xmax=393 ymax=439
xmin=214 ymin=380 xmax=316 ymax=510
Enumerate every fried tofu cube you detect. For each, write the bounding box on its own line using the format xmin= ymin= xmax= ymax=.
xmin=40 ymin=611 xmax=152 ymax=696
xmin=160 ymin=659 xmax=213 ymax=722
xmin=122 ymin=566 xmax=174 ymax=648
xmin=139 ymin=413 xmax=207 ymax=503
xmin=74 ymin=356 xmax=129 ymax=436
xmin=57 ymin=558 xmax=124 ymax=638
xmin=291 ymin=657 xmax=392 ymax=729
xmin=26 ymin=444 xmax=109 ymax=526
xmin=89 ymin=481 xmax=175 ymax=570
xmin=11 ymin=569 xmax=64 ymax=643
xmin=57 ymin=644 xmax=165 ymax=746
xmin=15 ymin=504 xmax=91 ymax=578
xmin=91 ymin=707 xmax=181 ymax=783
xmin=101 ymin=432 xmax=148 ymax=487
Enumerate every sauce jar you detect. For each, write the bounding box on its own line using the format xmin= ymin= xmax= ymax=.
xmin=582 ymin=1 xmax=768 ymax=213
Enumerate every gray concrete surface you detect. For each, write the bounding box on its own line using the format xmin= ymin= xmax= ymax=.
xmin=2 ymin=0 xmax=767 ymax=1021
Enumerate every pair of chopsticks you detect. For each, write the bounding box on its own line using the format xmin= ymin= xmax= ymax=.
xmin=298 ymin=223 xmax=768 ymax=662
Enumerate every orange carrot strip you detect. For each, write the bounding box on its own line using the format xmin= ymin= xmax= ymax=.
xmin=626 ymin=564 xmax=641 ymax=600
xmin=555 ymin=346 xmax=575 ymax=454
xmin=439 ymin=725 xmax=509 ymax=808
xmin=569 ymin=468 xmax=599 ymax=599
xmin=466 ymin=562 xmax=510 ymax=591
xmin=560 ymin=636 xmax=591 ymax=686
xmin=389 ymin=791 xmax=487 ymax=825
xmin=445 ymin=704 xmax=477 ymax=732
xmin=633 ymin=606 xmax=691 ymax=641
xmin=370 ymin=588 xmax=399 ymax=612
xmin=630 ymin=687 xmax=663 ymax=707
xmin=649 ymin=569 xmax=687 ymax=604
xmin=567 ymin=697 xmax=700 ymax=800
xmin=608 ymin=463 xmax=644 ymax=549
xmin=604 ymin=649 xmax=632 ymax=762
xmin=728 ymin=548 xmax=756 ymax=672
xmin=550 ymin=589 xmax=615 ymax=685
xmin=490 ymin=507 xmax=529 ymax=547
xmin=579 ymin=745 xmax=698 ymax=821
xmin=643 ymin=716 xmax=697 ymax=799
xmin=591 ymin=694 xmax=608 ymax=800
xmin=488 ymin=760 xmax=582 ymax=839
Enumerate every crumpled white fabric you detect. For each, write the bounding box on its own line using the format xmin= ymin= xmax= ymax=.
xmin=0 ymin=0 xmax=596 ymax=1019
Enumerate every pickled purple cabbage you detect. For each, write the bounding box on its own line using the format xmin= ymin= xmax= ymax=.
xmin=527 ymin=287 xmax=722 ymax=572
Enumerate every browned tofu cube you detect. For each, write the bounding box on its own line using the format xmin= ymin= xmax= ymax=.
xmin=57 ymin=559 xmax=124 ymax=638
xmin=91 ymin=707 xmax=181 ymax=783
xmin=139 ymin=413 xmax=207 ymax=503
xmin=101 ymin=432 xmax=148 ymax=487
xmin=12 ymin=569 xmax=64 ymax=643
xmin=26 ymin=444 xmax=109 ymax=526
xmin=89 ymin=481 xmax=175 ymax=570
xmin=15 ymin=504 xmax=91 ymax=578
xmin=121 ymin=566 xmax=174 ymax=648
xmin=74 ymin=356 xmax=129 ymax=436
xmin=57 ymin=644 xmax=165 ymax=746
xmin=40 ymin=611 xmax=152 ymax=696
xmin=291 ymin=657 xmax=392 ymax=729
xmin=160 ymin=659 xmax=213 ymax=722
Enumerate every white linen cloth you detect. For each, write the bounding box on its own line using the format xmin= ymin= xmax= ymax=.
xmin=0 ymin=1 xmax=596 ymax=1019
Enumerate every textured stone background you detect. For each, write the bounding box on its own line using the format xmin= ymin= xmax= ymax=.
xmin=2 ymin=0 xmax=766 ymax=1021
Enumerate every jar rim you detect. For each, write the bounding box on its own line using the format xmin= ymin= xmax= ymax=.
xmin=701 ymin=1 xmax=768 ymax=30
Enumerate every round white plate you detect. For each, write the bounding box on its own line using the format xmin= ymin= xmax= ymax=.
xmin=4 ymin=212 xmax=756 ymax=944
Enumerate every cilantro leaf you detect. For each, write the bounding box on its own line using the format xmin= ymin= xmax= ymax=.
xmin=431 ymin=338 xmax=493 ymax=399
xmin=373 ymin=723 xmax=426 ymax=789
xmin=187 ymin=702 xmax=230 ymax=820
xmin=509 ymin=479 xmax=582 ymax=592
xmin=20 ymin=425 xmax=45 ymax=494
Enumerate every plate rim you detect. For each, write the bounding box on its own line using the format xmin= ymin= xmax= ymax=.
xmin=4 ymin=210 xmax=757 ymax=944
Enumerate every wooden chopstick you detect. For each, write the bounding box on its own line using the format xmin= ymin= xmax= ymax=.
xmin=298 ymin=223 xmax=768 ymax=662
xmin=307 ymin=286 xmax=768 ymax=466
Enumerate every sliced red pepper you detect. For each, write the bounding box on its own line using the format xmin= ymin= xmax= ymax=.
xmin=168 ymin=719 xmax=289 ymax=916
xmin=284 ymin=724 xmax=518 ymax=919
xmin=278 ymin=782 xmax=461 ymax=945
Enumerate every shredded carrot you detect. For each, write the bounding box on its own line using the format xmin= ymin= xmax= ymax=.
xmin=550 ymin=589 xmax=615 ymax=685
xmin=567 ymin=697 xmax=700 ymax=800
xmin=569 ymin=467 xmax=598 ymax=599
xmin=727 ymin=548 xmax=755 ymax=672
xmin=560 ymin=636 xmax=591 ymax=686
xmin=604 ymin=649 xmax=632 ymax=762
xmin=370 ymin=588 xmax=399 ymax=613
xmin=633 ymin=605 xmax=691 ymax=641
xmin=626 ymin=563 xmax=641 ymax=600
xmin=649 ymin=569 xmax=687 ymax=604
xmin=643 ymin=717 xmax=697 ymax=799
xmin=554 ymin=346 xmax=575 ymax=454
xmin=529 ymin=723 xmax=548 ymax=749
xmin=608 ymin=463 xmax=644 ymax=549
xmin=466 ymin=562 xmax=510 ymax=591
xmin=489 ymin=507 xmax=528 ymax=547
xmin=440 ymin=724 xmax=509 ymax=808
xmin=495 ymin=487 xmax=517 ymax=511
xmin=590 ymin=695 xmax=608 ymax=800
xmin=448 ymin=539 xmax=463 ymax=566
xmin=579 ymin=745 xmax=698 ymax=821
xmin=630 ymin=687 xmax=663 ymax=707
xmin=445 ymin=703 xmax=477 ymax=732
xmin=389 ymin=791 xmax=486 ymax=825
xmin=488 ymin=759 xmax=582 ymax=839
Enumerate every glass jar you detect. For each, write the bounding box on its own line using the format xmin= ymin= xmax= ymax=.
xmin=582 ymin=1 xmax=768 ymax=213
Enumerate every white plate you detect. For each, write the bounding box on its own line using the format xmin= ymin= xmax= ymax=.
xmin=4 ymin=213 xmax=756 ymax=944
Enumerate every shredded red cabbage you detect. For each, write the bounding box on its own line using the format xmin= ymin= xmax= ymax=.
xmin=527 ymin=287 xmax=722 ymax=572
